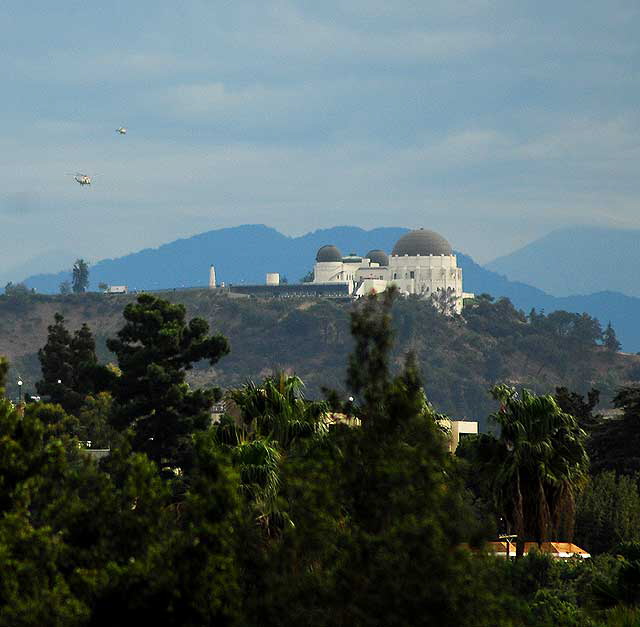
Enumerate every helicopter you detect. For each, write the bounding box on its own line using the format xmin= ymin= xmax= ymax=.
xmin=115 ymin=127 xmax=127 ymax=135
xmin=67 ymin=173 xmax=93 ymax=186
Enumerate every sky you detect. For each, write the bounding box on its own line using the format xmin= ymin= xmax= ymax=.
xmin=1 ymin=0 xmax=639 ymax=278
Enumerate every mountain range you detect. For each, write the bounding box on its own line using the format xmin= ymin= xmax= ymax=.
xmin=486 ymin=226 xmax=640 ymax=298
xmin=18 ymin=224 xmax=640 ymax=352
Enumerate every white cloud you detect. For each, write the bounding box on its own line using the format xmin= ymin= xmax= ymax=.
xmin=516 ymin=116 xmax=640 ymax=164
xmin=1 ymin=1 xmax=639 ymax=268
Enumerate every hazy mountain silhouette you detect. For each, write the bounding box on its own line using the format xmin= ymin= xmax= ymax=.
xmin=22 ymin=225 xmax=409 ymax=292
xmin=21 ymin=224 xmax=640 ymax=351
xmin=0 ymin=250 xmax=73 ymax=286
xmin=486 ymin=226 xmax=640 ymax=298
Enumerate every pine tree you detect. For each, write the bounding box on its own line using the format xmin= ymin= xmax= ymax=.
xmin=329 ymin=289 xmax=502 ymax=625
xmin=107 ymin=294 xmax=230 ymax=471
xmin=36 ymin=315 xmax=111 ymax=414
xmin=603 ymin=321 xmax=621 ymax=352
xmin=36 ymin=313 xmax=76 ymax=409
xmin=72 ymin=259 xmax=89 ymax=293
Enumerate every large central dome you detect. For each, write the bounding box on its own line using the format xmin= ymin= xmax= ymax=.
xmin=392 ymin=228 xmax=452 ymax=257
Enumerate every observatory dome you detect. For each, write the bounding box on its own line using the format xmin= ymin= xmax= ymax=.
xmin=366 ymin=249 xmax=389 ymax=266
xmin=316 ymin=245 xmax=343 ymax=263
xmin=392 ymin=229 xmax=452 ymax=257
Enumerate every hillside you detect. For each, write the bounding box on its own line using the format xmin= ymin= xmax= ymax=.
xmin=486 ymin=226 xmax=640 ymax=298
xmin=1 ymin=290 xmax=638 ymax=431
xmin=460 ymin=252 xmax=640 ymax=352
xmin=19 ymin=224 xmax=640 ymax=352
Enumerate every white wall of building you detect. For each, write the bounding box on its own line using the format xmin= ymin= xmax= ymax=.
xmin=388 ymin=253 xmax=464 ymax=312
xmin=266 ymin=272 xmax=280 ymax=286
xmin=311 ymin=235 xmax=465 ymax=312
xmin=354 ymin=278 xmax=389 ymax=297
xmin=314 ymin=261 xmax=345 ymax=283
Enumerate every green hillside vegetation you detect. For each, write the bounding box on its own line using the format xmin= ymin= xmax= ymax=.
xmin=0 ymin=290 xmax=637 ymax=430
xmin=2 ymin=290 xmax=640 ymax=624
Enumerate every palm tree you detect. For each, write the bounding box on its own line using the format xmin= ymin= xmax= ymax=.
xmin=228 ymin=372 xmax=328 ymax=448
xmin=484 ymin=385 xmax=589 ymax=557
xmin=217 ymin=372 xmax=328 ymax=534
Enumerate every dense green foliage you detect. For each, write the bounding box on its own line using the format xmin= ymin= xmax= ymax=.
xmin=459 ymin=385 xmax=589 ymax=556
xmin=575 ymin=472 xmax=640 ymax=555
xmin=36 ymin=314 xmax=114 ymax=414
xmin=106 ymin=294 xmax=229 ymax=470
xmin=0 ymin=399 xmax=240 ymax=626
xmin=1 ymin=290 xmax=637 ymax=430
xmin=588 ymin=387 xmax=640 ymax=477
xmin=1 ymin=292 xmax=640 ymax=624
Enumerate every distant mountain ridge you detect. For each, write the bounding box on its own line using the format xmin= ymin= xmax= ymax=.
xmin=21 ymin=224 xmax=640 ymax=351
xmin=23 ymin=225 xmax=409 ymax=293
xmin=0 ymin=250 xmax=73 ymax=286
xmin=485 ymin=226 xmax=640 ymax=298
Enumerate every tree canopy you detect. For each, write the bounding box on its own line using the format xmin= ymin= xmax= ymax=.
xmin=107 ymin=293 xmax=230 ymax=470
xmin=459 ymin=385 xmax=589 ymax=557
xmin=72 ymin=259 xmax=90 ymax=293
xmin=36 ymin=314 xmax=113 ymax=414
xmin=2 ymin=292 xmax=640 ymax=624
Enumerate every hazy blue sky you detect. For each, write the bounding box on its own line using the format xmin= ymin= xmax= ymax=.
xmin=1 ymin=1 xmax=638 ymax=276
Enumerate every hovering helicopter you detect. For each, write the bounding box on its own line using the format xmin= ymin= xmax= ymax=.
xmin=115 ymin=127 xmax=127 ymax=135
xmin=67 ymin=173 xmax=93 ymax=186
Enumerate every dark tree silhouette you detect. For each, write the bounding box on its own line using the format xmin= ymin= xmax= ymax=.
xmin=72 ymin=258 xmax=89 ymax=293
xmin=603 ymin=321 xmax=622 ymax=352
xmin=107 ymin=294 xmax=230 ymax=470
xmin=36 ymin=315 xmax=112 ymax=414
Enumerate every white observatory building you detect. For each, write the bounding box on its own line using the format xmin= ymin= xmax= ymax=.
xmin=312 ymin=228 xmax=472 ymax=313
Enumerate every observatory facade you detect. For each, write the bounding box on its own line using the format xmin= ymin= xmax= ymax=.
xmin=312 ymin=228 xmax=472 ymax=313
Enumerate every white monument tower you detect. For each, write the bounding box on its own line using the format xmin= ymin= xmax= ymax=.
xmin=209 ymin=265 xmax=217 ymax=289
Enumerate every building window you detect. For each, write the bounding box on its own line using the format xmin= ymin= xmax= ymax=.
xmin=410 ymin=271 xmax=415 ymax=279
xmin=393 ymin=273 xmax=397 ymax=279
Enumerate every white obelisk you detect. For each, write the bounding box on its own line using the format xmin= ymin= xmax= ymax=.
xmin=209 ymin=265 xmax=217 ymax=289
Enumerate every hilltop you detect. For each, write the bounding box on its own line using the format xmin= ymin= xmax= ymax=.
xmin=18 ymin=224 xmax=640 ymax=352
xmin=1 ymin=290 xmax=638 ymax=431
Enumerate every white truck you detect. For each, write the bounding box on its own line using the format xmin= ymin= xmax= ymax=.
xmin=105 ymin=285 xmax=128 ymax=294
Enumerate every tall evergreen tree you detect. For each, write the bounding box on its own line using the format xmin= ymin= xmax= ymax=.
xmin=71 ymin=258 xmax=89 ymax=293
xmin=37 ymin=315 xmax=111 ymax=414
xmin=327 ymin=289 xmax=502 ymax=625
xmin=603 ymin=321 xmax=622 ymax=352
xmin=555 ymin=386 xmax=601 ymax=431
xmin=36 ymin=313 xmax=76 ymax=408
xmin=107 ymin=294 xmax=230 ymax=470
xmin=70 ymin=322 xmax=114 ymax=395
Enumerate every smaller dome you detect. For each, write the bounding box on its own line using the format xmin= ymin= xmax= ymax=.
xmin=366 ymin=249 xmax=389 ymax=266
xmin=316 ymin=245 xmax=342 ymax=263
